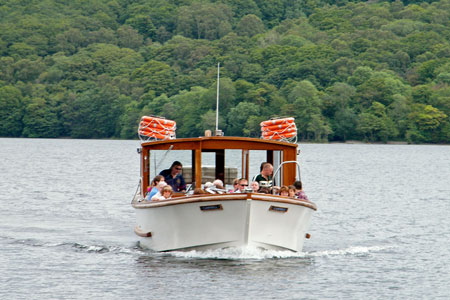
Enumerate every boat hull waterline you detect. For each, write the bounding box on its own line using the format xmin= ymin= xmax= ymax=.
xmin=133 ymin=193 xmax=316 ymax=252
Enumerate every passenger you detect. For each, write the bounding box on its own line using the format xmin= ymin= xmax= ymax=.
xmin=258 ymin=187 xmax=271 ymax=194
xmin=293 ymin=180 xmax=309 ymax=201
xmin=271 ymin=186 xmax=280 ymax=195
xmin=229 ymin=178 xmax=239 ymax=193
xmin=234 ymin=178 xmax=248 ymax=193
xmin=279 ymin=185 xmax=289 ymax=197
xmin=146 ymin=175 xmax=165 ymax=200
xmin=254 ymin=162 xmax=273 ymax=188
xmin=288 ymin=185 xmax=296 ymax=198
xmin=159 ymin=161 xmax=186 ymax=192
xmin=204 ymin=182 xmax=215 ymax=194
xmin=150 ymin=181 xmax=168 ymax=201
xmin=213 ymin=179 xmax=224 ymax=190
xmin=250 ymin=181 xmax=259 ymax=193
xmin=152 ymin=185 xmax=173 ymax=201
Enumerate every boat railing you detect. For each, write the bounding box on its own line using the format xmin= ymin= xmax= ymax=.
xmin=131 ymin=179 xmax=143 ymax=204
xmin=272 ymin=160 xmax=301 ymax=193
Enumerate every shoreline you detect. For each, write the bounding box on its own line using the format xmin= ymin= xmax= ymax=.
xmin=0 ymin=136 xmax=448 ymax=145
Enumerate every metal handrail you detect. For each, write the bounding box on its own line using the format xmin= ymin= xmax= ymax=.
xmin=272 ymin=160 xmax=301 ymax=192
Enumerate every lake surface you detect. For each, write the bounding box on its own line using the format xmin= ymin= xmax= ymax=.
xmin=1 ymin=138 xmax=449 ymax=299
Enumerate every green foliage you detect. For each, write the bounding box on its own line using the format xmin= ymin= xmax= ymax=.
xmin=236 ymin=15 xmax=265 ymax=37
xmin=0 ymin=85 xmax=24 ymax=136
xmin=22 ymin=97 xmax=61 ymax=138
xmin=0 ymin=0 xmax=448 ymax=143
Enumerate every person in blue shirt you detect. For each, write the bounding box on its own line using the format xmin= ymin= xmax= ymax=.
xmin=159 ymin=161 xmax=186 ymax=192
xmin=146 ymin=175 xmax=165 ymax=200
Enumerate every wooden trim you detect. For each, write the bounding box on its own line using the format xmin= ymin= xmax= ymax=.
xmin=251 ymin=194 xmax=317 ymax=210
xmin=195 ymin=149 xmax=202 ymax=189
xmin=134 ymin=226 xmax=152 ymax=237
xmin=141 ymin=148 xmax=149 ymax=196
xmin=134 ymin=194 xmax=248 ymax=208
xmin=242 ymin=150 xmax=249 ymax=180
xmin=132 ymin=193 xmax=317 ymax=211
xmin=282 ymin=149 xmax=297 ymax=186
xmin=142 ymin=137 xmax=298 ymax=151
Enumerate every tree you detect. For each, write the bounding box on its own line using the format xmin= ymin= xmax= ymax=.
xmin=280 ymin=80 xmax=327 ymax=141
xmin=176 ymin=3 xmax=233 ymax=40
xmin=119 ymin=100 xmax=142 ymax=139
xmin=356 ymin=71 xmax=411 ymax=107
xmin=407 ymin=104 xmax=447 ymax=143
xmin=22 ymin=97 xmax=61 ymax=138
xmin=331 ymin=107 xmax=358 ymax=141
xmin=322 ymin=82 xmax=355 ymax=118
xmin=125 ymin=14 xmax=156 ymax=38
xmin=0 ymin=85 xmax=24 ymax=137
xmin=117 ymin=25 xmax=144 ymax=51
xmin=131 ymin=60 xmax=175 ymax=96
xmin=236 ymin=15 xmax=265 ymax=37
xmin=357 ymin=102 xmax=398 ymax=142
xmin=226 ymin=101 xmax=260 ymax=136
xmin=61 ymin=85 xmax=126 ymax=138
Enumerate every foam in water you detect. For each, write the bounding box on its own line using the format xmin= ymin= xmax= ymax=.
xmin=160 ymin=245 xmax=395 ymax=260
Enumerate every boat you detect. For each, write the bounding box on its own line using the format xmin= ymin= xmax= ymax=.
xmin=131 ymin=119 xmax=317 ymax=252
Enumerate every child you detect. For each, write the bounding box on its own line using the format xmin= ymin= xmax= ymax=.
xmin=250 ymin=181 xmax=260 ymax=193
xmin=288 ymin=185 xmax=296 ymax=198
xmin=152 ymin=185 xmax=173 ymax=201
xmin=293 ymin=180 xmax=309 ymax=201
xmin=150 ymin=181 xmax=168 ymax=201
xmin=279 ymin=185 xmax=289 ymax=197
xmin=160 ymin=185 xmax=173 ymax=200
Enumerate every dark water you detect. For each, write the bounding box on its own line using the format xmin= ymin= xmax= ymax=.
xmin=1 ymin=138 xmax=449 ymax=299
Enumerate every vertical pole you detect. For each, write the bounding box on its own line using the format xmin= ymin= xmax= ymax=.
xmin=216 ymin=62 xmax=220 ymax=132
xmin=195 ymin=149 xmax=202 ymax=189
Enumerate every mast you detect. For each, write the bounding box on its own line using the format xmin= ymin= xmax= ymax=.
xmin=215 ymin=62 xmax=220 ymax=134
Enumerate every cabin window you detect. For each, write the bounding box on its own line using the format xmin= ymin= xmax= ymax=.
xmin=148 ymin=150 xmax=192 ymax=184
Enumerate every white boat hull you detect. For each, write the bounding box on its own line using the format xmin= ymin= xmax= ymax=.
xmin=133 ymin=194 xmax=316 ymax=252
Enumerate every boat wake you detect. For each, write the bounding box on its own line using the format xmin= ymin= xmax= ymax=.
xmin=3 ymin=236 xmax=140 ymax=255
xmin=161 ymin=245 xmax=395 ymax=260
xmin=3 ymin=236 xmax=395 ymax=260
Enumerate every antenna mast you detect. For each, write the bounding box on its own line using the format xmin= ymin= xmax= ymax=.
xmin=215 ymin=62 xmax=222 ymax=136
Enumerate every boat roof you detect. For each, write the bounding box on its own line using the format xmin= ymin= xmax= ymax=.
xmin=140 ymin=136 xmax=298 ymax=151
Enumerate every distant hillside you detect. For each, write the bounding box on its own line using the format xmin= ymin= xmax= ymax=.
xmin=0 ymin=0 xmax=449 ymax=143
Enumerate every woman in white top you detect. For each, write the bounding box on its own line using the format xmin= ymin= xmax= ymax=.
xmin=150 ymin=181 xmax=168 ymax=201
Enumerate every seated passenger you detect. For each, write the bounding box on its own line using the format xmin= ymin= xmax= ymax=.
xmin=213 ymin=179 xmax=224 ymax=190
xmin=293 ymin=180 xmax=309 ymax=201
xmin=146 ymin=175 xmax=165 ymax=200
xmin=288 ymin=185 xmax=296 ymax=198
xmin=234 ymin=178 xmax=248 ymax=193
xmin=279 ymin=185 xmax=289 ymax=197
xmin=150 ymin=181 xmax=167 ymax=201
xmin=152 ymin=185 xmax=173 ymax=201
xmin=250 ymin=181 xmax=259 ymax=193
xmin=258 ymin=187 xmax=271 ymax=194
xmin=159 ymin=161 xmax=186 ymax=192
xmin=254 ymin=162 xmax=273 ymax=188
xmin=229 ymin=178 xmax=239 ymax=193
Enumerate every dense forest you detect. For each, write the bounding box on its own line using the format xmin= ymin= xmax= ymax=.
xmin=0 ymin=0 xmax=449 ymax=143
